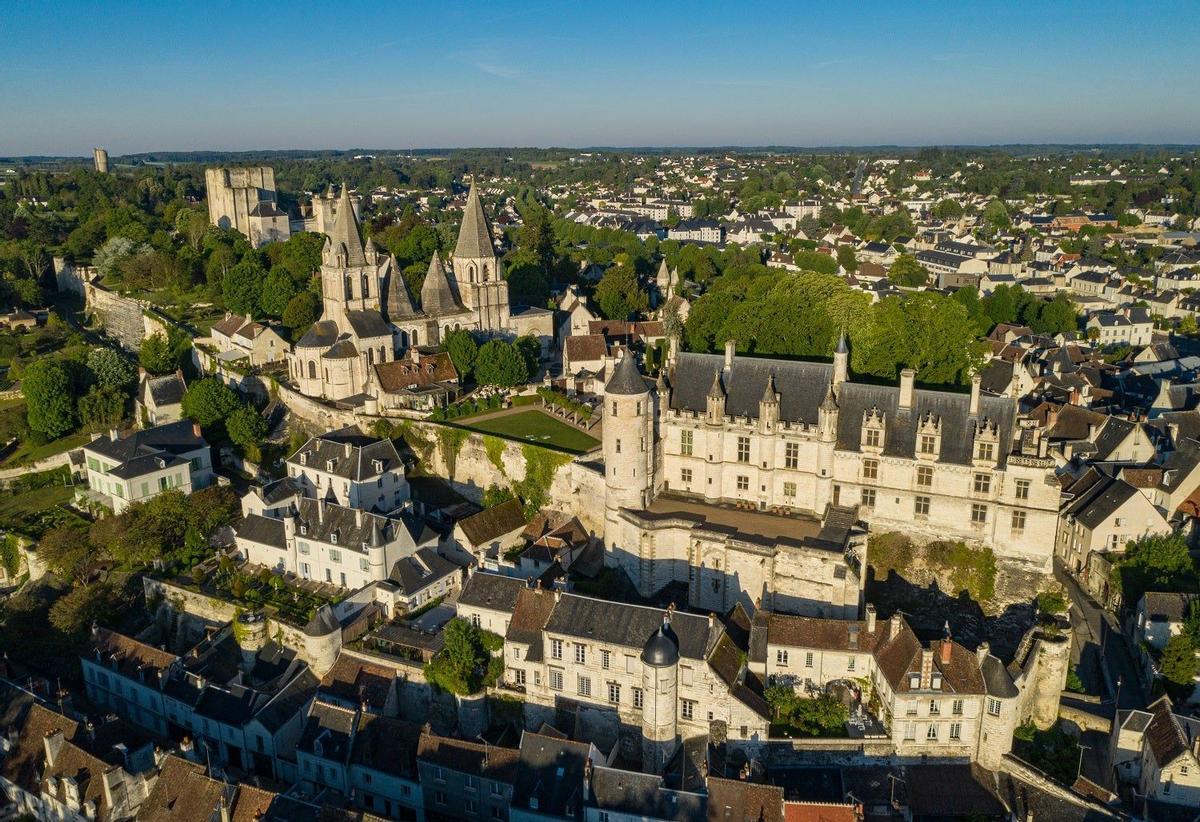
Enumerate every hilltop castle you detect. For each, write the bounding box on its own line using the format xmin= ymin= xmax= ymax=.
xmin=600 ymin=339 xmax=1061 ymax=615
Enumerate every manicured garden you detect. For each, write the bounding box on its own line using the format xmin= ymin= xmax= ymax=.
xmin=457 ymin=409 xmax=599 ymax=454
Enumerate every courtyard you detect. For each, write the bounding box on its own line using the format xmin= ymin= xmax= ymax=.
xmin=455 ymin=407 xmax=600 ymax=454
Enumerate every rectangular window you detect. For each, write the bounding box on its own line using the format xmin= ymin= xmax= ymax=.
xmin=601 ymin=649 xmax=610 ymax=669
xmin=987 ymin=697 xmax=1002 ymax=716
xmin=847 ymin=656 xmax=856 ymax=671
xmin=1015 ymin=479 xmax=1031 ymax=501
xmin=805 ymin=651 xmax=814 ymax=668
xmin=784 ymin=442 xmax=800 ymax=469
xmin=952 ymin=699 xmax=963 ymax=716
xmin=977 ymin=442 xmax=994 ymax=461
xmin=435 ymin=791 xmax=447 ymax=806
xmin=914 ymin=495 xmax=930 ymax=517
xmin=927 ymin=724 xmax=939 ymax=741
xmin=950 ymin=722 xmax=962 ymax=741
xmin=776 ymin=649 xmax=788 ymax=666
xmin=864 ymin=428 xmax=881 ymax=448
xmin=973 ymin=473 xmax=991 ymax=494
xmin=615 ymin=439 xmax=621 ymax=454
xmin=861 ymin=489 xmax=876 ymax=509
xmin=971 ymin=503 xmax=988 ymax=524
xmin=578 ymin=675 xmax=591 ymax=697
xmin=632 ymin=687 xmax=644 ymax=709
xmin=783 ymin=481 xmax=797 ymax=498
xmin=514 ymin=669 xmax=526 ymax=686
xmin=681 ymin=468 xmax=692 ymax=484
xmin=919 ymin=434 xmax=937 ymax=454
xmin=929 ymin=700 xmax=940 ymax=716
xmin=1011 ymin=510 xmax=1026 ymax=532
xmin=608 ymin=682 xmax=620 ymax=704
xmin=549 ymin=669 xmax=563 ymax=691
xmin=736 ymin=436 xmax=750 ymax=463
xmin=574 ymin=644 xmax=586 ymax=664
xmin=329 ymin=549 xmax=341 ymax=563
xmin=551 ymin=639 xmax=562 ymax=660
xmin=736 ymin=475 xmax=749 ymax=491
xmin=360 ymin=558 xmax=370 ymax=572
xmin=916 ymin=465 xmax=933 ymax=488
xmin=862 ymin=459 xmax=878 ymax=481
xmin=681 ymin=699 xmax=695 ymax=720
xmin=680 ymin=430 xmax=693 ymax=456
xmin=904 ymin=722 xmax=916 ymax=741
xmin=298 ymin=542 xmax=310 ymax=555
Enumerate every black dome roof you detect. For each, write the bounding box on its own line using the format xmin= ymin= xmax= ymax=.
xmin=641 ymin=622 xmax=680 ymax=667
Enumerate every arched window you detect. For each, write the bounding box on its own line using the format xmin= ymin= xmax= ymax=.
xmin=379 ymin=346 xmax=386 ymax=363
xmin=361 ymin=275 xmax=370 ymax=299
xmin=344 ymin=275 xmax=353 ymax=300
xmin=482 ymin=263 xmax=489 ymax=281
xmin=411 ymin=329 xmax=419 ymax=346
xmin=307 ymin=361 xmax=316 ymax=379
xmin=399 ymin=330 xmax=408 ymax=348
xmin=367 ymin=349 xmax=375 ymax=366
xmin=467 ymin=264 xmax=477 ymax=283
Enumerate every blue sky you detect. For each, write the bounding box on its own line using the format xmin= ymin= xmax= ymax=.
xmin=3 ymin=0 xmax=1198 ymax=155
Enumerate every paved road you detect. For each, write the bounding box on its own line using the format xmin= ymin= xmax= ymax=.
xmin=1054 ymin=558 xmax=1147 ymax=712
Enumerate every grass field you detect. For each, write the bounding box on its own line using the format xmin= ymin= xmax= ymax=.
xmin=0 ymin=431 xmax=91 ymax=468
xmin=459 ymin=409 xmax=599 ymax=454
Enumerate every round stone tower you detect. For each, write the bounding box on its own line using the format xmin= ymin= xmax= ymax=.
xmin=603 ymin=352 xmax=654 ymax=539
xmin=641 ymin=612 xmax=680 ymax=774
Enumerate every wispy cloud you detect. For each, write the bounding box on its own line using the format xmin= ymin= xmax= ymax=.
xmin=475 ymin=62 xmax=522 ymax=79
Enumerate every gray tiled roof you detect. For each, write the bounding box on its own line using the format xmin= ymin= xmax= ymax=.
xmin=604 ymin=354 xmax=650 ymax=396
xmin=288 ymin=425 xmax=403 ymax=482
xmin=453 ymin=181 xmax=496 ymax=261
xmin=388 ymin=548 xmax=459 ymax=596
xmin=325 ymin=186 xmax=367 ymax=267
xmin=419 ymin=254 xmax=464 ymax=316
xmin=344 ymin=310 xmax=392 ymax=339
xmin=542 ymin=594 xmax=714 ymax=661
xmin=295 ymin=320 xmax=340 ymax=349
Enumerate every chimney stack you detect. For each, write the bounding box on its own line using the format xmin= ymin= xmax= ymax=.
xmin=724 ymin=339 xmax=736 ymax=370
xmin=976 ymin=641 xmax=991 ymax=664
xmin=940 ymin=638 xmax=953 ymax=665
xmin=899 ymin=369 xmax=916 ymax=410
xmin=888 ymin=613 xmax=902 ymax=641
xmin=865 ymin=604 xmax=877 ymax=633
xmin=969 ymin=373 xmax=982 ymax=416
xmin=192 ymin=421 xmax=202 ymax=439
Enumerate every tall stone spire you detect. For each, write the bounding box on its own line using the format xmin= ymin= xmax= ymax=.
xmin=453 ymin=179 xmax=496 ymax=262
xmin=326 ymin=184 xmax=366 ymax=267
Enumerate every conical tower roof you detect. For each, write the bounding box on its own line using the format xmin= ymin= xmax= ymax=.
xmin=835 ymin=329 xmax=849 ymax=354
xmin=453 ymin=180 xmax=496 ymax=260
xmin=605 ymin=353 xmax=648 ymax=396
xmin=420 ymin=254 xmax=462 ymax=316
xmin=327 ymin=184 xmax=367 ymax=267
xmin=708 ymin=369 xmax=725 ymax=400
xmin=381 ymin=254 xmax=420 ymax=321
xmin=761 ymin=373 xmax=778 ymax=404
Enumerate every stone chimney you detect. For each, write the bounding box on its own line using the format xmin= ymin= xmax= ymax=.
xmin=865 ymin=604 xmax=877 ymax=633
xmin=109 ymin=427 xmax=120 ymax=441
xmin=724 ymin=339 xmax=736 ymax=371
xmin=969 ymin=373 xmax=982 ymax=417
xmin=898 ymin=369 xmax=916 ymax=410
xmin=355 ymin=509 xmax=363 ymax=528
xmin=940 ymin=638 xmax=953 ymax=665
xmin=344 ymin=441 xmax=353 ymax=458
xmin=976 ymin=641 xmax=991 ymax=664
xmin=888 ymin=613 xmax=902 ymax=641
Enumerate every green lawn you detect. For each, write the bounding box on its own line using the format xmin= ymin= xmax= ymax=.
xmin=0 ymin=482 xmax=81 ymax=538
xmin=0 ymin=431 xmax=91 ymax=468
xmin=458 ymin=409 xmax=599 ymax=454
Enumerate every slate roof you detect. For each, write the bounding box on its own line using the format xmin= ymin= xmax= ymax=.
xmin=604 ymin=353 xmax=650 ymax=396
xmin=706 ymin=777 xmax=785 ymax=822
xmin=142 ymin=373 xmax=186 ymax=407
xmin=350 ymin=715 xmax=421 ymax=779
xmin=1142 ymin=696 xmax=1197 ymax=769
xmin=457 ymin=498 xmax=527 ymax=546
xmin=588 ymin=766 xmax=705 ymax=821
xmin=288 ymin=425 xmax=404 ymax=482
xmin=294 ymin=498 xmax=433 ymax=555
xmin=511 ymin=733 xmax=590 ymax=819
xmin=87 ymin=626 xmax=178 ymax=682
xmin=298 ymin=700 xmax=359 ymax=763
xmin=318 ymin=656 xmax=396 ymax=711
xmin=671 ymin=354 xmax=1015 ymax=465
xmin=458 ymin=571 xmax=525 ymax=613
xmin=542 ymin=594 xmax=715 ymax=661
xmin=453 ymin=181 xmax=497 ymax=261
xmin=1062 ymin=470 xmax=1142 ymax=530
xmin=253 ymin=668 xmax=319 ymax=733
xmin=344 ymin=310 xmax=392 ymax=339
xmin=84 ymin=419 xmax=207 ymax=467
xmin=236 ymin=514 xmax=286 ymax=548
xmin=1141 ymin=592 xmax=1194 ymax=623
xmin=380 ymin=257 xmax=420 ymax=321
xmin=322 ymin=339 xmax=359 ymax=359
xmin=388 ymin=547 xmax=460 ymax=596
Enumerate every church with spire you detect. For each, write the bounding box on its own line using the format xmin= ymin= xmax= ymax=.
xmin=288 ymin=181 xmax=553 ymax=405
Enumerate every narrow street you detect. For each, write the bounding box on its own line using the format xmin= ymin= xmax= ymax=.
xmin=1054 ymin=559 xmax=1147 ymax=712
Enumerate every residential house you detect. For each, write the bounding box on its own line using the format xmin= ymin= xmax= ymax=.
xmin=82 ymin=420 xmax=213 ymax=513
xmin=416 ymin=732 xmax=518 ymax=822
xmin=285 ymin=425 xmax=409 ymax=513
xmin=1110 ymin=697 xmax=1200 ymax=808
xmin=452 ymin=499 xmax=529 ymax=568
xmin=210 ymin=313 xmax=289 ymax=366
xmin=136 ymin=371 xmax=186 ymax=427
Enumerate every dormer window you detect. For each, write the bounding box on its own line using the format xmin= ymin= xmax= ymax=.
xmin=299 ymin=525 xmax=307 ymax=535
xmin=973 ymin=418 xmax=1000 ymax=465
xmin=862 ymin=406 xmax=886 ymax=451
xmin=327 ymin=459 xmax=336 ymax=471
xmin=931 ymin=672 xmax=943 ymax=690
xmin=917 ymin=412 xmax=941 ymax=459
xmin=373 ymin=459 xmax=384 ymax=473
xmin=330 ymin=532 xmax=338 ymax=545
xmin=299 ymin=453 xmax=307 ymax=466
